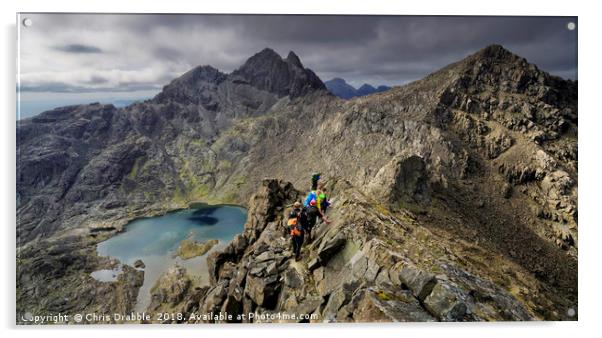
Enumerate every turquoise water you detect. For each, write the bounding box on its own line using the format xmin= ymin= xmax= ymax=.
xmin=93 ymin=205 xmax=246 ymax=311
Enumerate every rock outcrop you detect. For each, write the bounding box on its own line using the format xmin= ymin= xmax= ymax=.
xmin=174 ymin=238 xmax=219 ymax=260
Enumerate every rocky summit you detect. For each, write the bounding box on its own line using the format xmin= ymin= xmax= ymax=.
xmin=16 ymin=44 xmax=577 ymax=323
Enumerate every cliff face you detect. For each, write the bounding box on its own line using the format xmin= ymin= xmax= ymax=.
xmin=17 ymin=45 xmax=577 ymax=321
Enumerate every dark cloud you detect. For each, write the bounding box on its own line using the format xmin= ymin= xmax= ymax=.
xmin=54 ymin=43 xmax=103 ymax=54
xmin=84 ymin=75 xmax=109 ymax=85
xmin=20 ymin=14 xmax=577 ymax=93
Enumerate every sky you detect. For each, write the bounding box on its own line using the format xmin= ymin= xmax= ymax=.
xmin=17 ymin=14 xmax=577 ymax=118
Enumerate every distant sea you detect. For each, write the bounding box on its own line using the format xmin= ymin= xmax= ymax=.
xmin=17 ymin=98 xmax=149 ymax=120
xmin=16 ymin=91 xmax=158 ymax=120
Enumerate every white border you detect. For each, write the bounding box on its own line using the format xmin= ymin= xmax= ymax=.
xmin=2 ymin=1 xmax=599 ymax=337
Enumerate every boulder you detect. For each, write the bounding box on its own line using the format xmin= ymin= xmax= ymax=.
xmin=291 ymin=296 xmax=323 ymax=322
xmin=395 ymin=265 xmax=438 ymax=301
xmin=352 ymin=287 xmax=436 ymax=322
xmin=366 ymin=155 xmax=430 ymax=205
xmin=284 ymin=267 xmax=303 ymax=288
xmin=317 ymin=232 xmax=346 ymax=265
xmin=308 ymin=257 xmax=321 ymax=271
xmin=230 ymin=233 xmax=249 ymax=256
xmin=207 ymin=251 xmax=229 ymax=286
xmin=148 ymin=266 xmax=191 ymax=310
xmin=200 ymin=280 xmax=230 ymax=317
xmin=365 ymin=259 xmax=381 ymax=283
xmin=423 ymin=282 xmax=469 ymax=321
xmin=220 ymin=286 xmax=244 ymax=323
xmin=484 ymin=129 xmax=514 ymax=159
xmin=317 ymin=269 xmax=347 ymax=297
xmin=245 ymin=274 xmax=280 ymax=308
xmin=375 ymin=268 xmax=393 ymax=287
xmin=321 ymin=281 xmax=359 ymax=321
xmin=247 ymin=255 xmax=285 ymax=278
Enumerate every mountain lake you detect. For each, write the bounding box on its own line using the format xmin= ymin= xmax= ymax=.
xmin=92 ymin=204 xmax=247 ymax=312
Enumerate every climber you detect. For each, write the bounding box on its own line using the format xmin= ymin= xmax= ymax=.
xmin=304 ymin=183 xmax=331 ymax=224
xmin=304 ymin=200 xmax=320 ymax=243
xmin=319 ymin=187 xmax=331 ymax=213
xmin=288 ymin=201 xmax=308 ymax=261
xmin=311 ymin=172 xmax=321 ymax=190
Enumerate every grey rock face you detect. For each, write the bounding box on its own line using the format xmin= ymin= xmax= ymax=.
xmin=153 ymin=65 xmax=227 ymax=109
xmin=315 ymin=232 xmax=346 ymax=266
xmin=395 ymin=265 xmax=437 ymax=301
xmin=367 ymin=155 xmax=430 ymax=205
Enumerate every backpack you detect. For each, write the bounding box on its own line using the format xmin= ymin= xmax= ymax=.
xmin=304 ymin=191 xmax=317 ymax=207
xmin=288 ymin=208 xmax=305 ymax=237
xmin=288 ymin=218 xmax=302 ymax=236
xmin=305 ymin=205 xmax=319 ymax=226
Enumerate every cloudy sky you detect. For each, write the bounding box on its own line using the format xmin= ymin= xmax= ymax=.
xmin=17 ymin=14 xmax=577 ymax=117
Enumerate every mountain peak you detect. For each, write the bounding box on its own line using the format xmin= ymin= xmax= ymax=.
xmin=254 ymin=48 xmax=282 ymax=60
xmin=152 ymin=65 xmax=226 ymax=107
xmin=235 ymin=48 xmax=285 ymax=72
xmin=422 ymin=43 xmax=577 ymax=116
xmin=472 ymin=44 xmax=520 ymax=63
xmin=286 ymin=51 xmax=303 ymax=67
xmin=240 ymin=48 xmax=305 ymax=70
xmin=233 ymin=48 xmax=326 ymax=98
xmin=154 ymin=48 xmax=326 ymax=105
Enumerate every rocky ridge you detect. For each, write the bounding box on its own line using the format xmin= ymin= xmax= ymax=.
xmin=146 ymin=178 xmax=572 ymax=322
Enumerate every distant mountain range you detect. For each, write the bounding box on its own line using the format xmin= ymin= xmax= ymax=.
xmin=324 ymin=77 xmax=391 ymax=99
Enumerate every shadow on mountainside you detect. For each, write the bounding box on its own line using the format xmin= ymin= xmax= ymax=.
xmin=417 ymin=179 xmax=577 ymax=304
